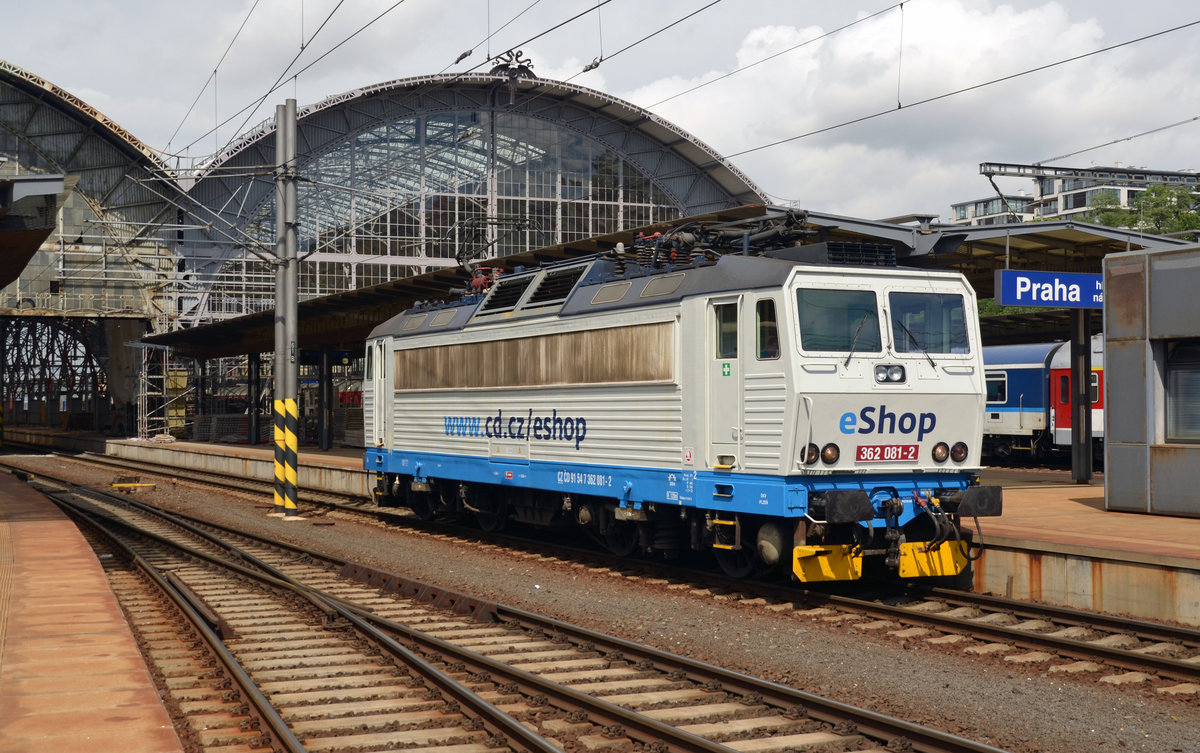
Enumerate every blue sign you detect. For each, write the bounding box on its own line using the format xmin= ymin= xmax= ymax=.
xmin=995 ymin=270 xmax=1103 ymax=309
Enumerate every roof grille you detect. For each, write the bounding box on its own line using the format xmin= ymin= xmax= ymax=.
xmin=525 ymin=266 xmax=586 ymax=306
xmin=479 ymin=276 xmax=533 ymax=313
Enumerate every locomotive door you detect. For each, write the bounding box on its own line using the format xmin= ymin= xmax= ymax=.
xmin=706 ymin=299 xmax=742 ymax=468
xmin=369 ymin=338 xmax=391 ymax=447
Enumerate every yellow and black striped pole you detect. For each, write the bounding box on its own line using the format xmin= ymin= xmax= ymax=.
xmin=272 ymin=98 xmax=303 ymax=520
xmin=273 ymin=398 xmax=285 ymax=513
xmin=282 ymin=397 xmax=299 ymax=515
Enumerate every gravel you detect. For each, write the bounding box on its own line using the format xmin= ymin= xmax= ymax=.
xmin=15 ymin=455 xmax=1200 ymax=753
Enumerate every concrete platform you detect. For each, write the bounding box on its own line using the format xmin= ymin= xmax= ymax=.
xmin=0 ymin=470 xmax=184 ymax=753
xmin=974 ymin=467 xmax=1200 ymax=626
xmin=6 ymin=425 xmax=1200 ymax=626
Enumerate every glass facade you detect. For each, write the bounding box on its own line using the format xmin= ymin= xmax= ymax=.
xmin=222 ymin=110 xmax=681 ymax=305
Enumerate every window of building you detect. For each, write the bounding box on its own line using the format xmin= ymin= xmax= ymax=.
xmin=1166 ymin=340 xmax=1200 ymax=443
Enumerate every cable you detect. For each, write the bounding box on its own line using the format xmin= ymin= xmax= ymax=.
xmin=582 ymin=0 xmax=724 ymax=72
xmin=726 ymin=18 xmax=1200 ymax=160
xmin=216 ymin=0 xmax=355 ymax=153
xmin=647 ymin=2 xmax=905 ymax=109
xmin=442 ymin=0 xmax=543 ymax=72
xmin=1036 ymin=115 xmax=1200 ymax=165
xmin=165 ymin=0 xmax=264 ymax=153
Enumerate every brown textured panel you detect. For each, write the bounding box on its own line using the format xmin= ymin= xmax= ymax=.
xmin=395 ymin=322 xmax=675 ymax=390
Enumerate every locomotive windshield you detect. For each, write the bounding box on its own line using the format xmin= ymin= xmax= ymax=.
xmin=889 ymin=292 xmax=970 ymax=355
xmin=795 ymin=288 xmax=881 ymax=352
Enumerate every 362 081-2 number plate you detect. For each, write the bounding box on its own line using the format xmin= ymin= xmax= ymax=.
xmin=856 ymin=444 xmax=919 ymax=462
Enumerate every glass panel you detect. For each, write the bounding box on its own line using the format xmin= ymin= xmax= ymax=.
xmin=756 ymin=299 xmax=779 ymax=360
xmin=1167 ymin=340 xmax=1200 ymax=442
xmin=795 ymin=289 xmax=880 ymax=353
xmin=1059 ymin=375 xmax=1070 ymax=405
xmin=888 ymin=292 xmax=969 ymax=354
xmin=986 ymin=373 xmax=1006 ymax=403
xmin=714 ymin=303 xmax=738 ymax=359
xmin=1090 ymin=372 xmax=1100 ymax=405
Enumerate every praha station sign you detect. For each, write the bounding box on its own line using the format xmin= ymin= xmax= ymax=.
xmin=994 ymin=270 xmax=1103 ymax=309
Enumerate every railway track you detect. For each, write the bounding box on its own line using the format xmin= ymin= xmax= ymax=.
xmin=9 ymin=451 xmax=1200 ymax=699
xmin=20 ymin=470 xmax=1007 ymax=753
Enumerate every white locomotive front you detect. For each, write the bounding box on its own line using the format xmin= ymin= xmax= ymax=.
xmin=365 ymin=235 xmax=1002 ymax=582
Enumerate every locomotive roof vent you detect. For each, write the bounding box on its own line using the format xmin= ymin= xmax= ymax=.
xmin=478 ymin=275 xmax=535 ymax=313
xmin=525 ymin=265 xmax=588 ymax=306
xmin=765 ymin=241 xmax=897 ymax=267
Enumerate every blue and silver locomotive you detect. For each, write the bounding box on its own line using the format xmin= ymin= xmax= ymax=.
xmin=365 ymin=224 xmax=1002 ymax=582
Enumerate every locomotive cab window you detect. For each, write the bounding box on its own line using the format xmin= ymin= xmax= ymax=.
xmin=1090 ymin=372 xmax=1100 ymax=405
xmin=756 ymin=299 xmax=780 ymax=360
xmin=795 ymin=288 xmax=880 ymax=353
xmin=888 ymin=292 xmax=969 ymax=355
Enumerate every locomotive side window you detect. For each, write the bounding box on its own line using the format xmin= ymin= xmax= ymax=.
xmin=888 ymin=292 xmax=969 ymax=354
xmin=985 ymin=372 xmax=1007 ymax=403
xmin=795 ymin=288 xmax=880 ymax=353
xmin=714 ymin=303 xmax=738 ymax=358
xmin=756 ymin=299 xmax=780 ymax=360
xmin=1059 ymin=374 xmax=1070 ymax=405
xmin=1090 ymin=372 xmax=1100 ymax=405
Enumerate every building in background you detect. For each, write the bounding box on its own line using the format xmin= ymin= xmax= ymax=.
xmin=948 ymin=193 xmax=1035 ymax=226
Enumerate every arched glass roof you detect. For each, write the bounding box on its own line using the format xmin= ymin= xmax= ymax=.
xmin=0 ymin=59 xmax=178 ymax=244
xmin=180 ymin=73 xmax=765 ymax=323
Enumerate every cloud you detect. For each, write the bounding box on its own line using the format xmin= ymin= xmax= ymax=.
xmin=5 ymin=0 xmax=1199 ymax=218
xmin=617 ymin=0 xmax=1200 ymax=217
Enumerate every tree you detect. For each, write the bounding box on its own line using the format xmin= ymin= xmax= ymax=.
xmin=1076 ymin=189 xmax=1129 ymax=227
xmin=1128 ymin=184 xmax=1200 ymax=234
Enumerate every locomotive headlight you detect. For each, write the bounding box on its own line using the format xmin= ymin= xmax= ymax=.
xmin=804 ymin=443 xmax=820 ymax=465
xmin=821 ymin=443 xmax=840 ymax=464
xmin=932 ymin=442 xmax=950 ymax=463
xmin=950 ymin=442 xmax=969 ymax=462
xmin=874 ymin=364 xmax=906 ymax=383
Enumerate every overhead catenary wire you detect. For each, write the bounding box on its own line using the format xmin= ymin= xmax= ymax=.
xmin=165 ymin=0 xmax=264 ymax=153
xmin=1036 ymin=115 xmax=1200 ymax=166
xmin=725 ymin=18 xmax=1200 ymax=160
xmin=647 ymin=1 xmax=905 ymax=109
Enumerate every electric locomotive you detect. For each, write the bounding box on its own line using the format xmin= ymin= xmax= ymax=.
xmin=365 ymin=219 xmax=1002 ymax=582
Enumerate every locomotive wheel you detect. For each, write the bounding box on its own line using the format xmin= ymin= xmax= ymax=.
xmin=603 ymin=522 xmax=639 ymax=557
xmin=472 ymin=488 xmax=507 ymax=532
xmin=714 ymin=547 xmax=764 ymax=579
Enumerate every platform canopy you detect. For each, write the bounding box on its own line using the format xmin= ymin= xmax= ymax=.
xmin=145 ymin=205 xmax=1189 ymax=359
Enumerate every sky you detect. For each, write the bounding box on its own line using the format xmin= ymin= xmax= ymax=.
xmin=6 ymin=0 xmax=1199 ymax=220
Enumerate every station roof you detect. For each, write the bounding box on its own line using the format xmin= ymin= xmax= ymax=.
xmin=143 ymin=205 xmax=1187 ymax=359
xmin=0 ymin=174 xmax=67 ymax=289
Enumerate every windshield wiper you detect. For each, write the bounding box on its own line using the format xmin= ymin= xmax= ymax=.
xmin=894 ymin=319 xmax=936 ymax=368
xmin=843 ymin=313 xmax=870 ymax=367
